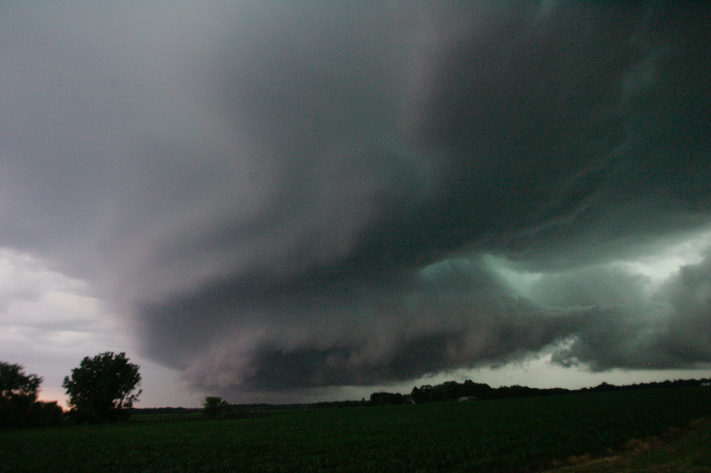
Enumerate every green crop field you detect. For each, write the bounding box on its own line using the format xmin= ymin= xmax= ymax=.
xmin=1 ymin=387 xmax=710 ymax=473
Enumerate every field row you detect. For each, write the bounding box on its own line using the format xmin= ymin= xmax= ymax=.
xmin=2 ymin=387 xmax=711 ymax=472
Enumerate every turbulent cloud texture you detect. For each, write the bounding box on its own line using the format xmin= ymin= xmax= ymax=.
xmin=1 ymin=1 xmax=710 ymax=398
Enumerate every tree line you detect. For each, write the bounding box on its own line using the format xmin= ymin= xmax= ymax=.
xmin=0 ymin=352 xmax=141 ymax=428
xmin=367 ymin=378 xmax=711 ymax=406
xmin=201 ymin=396 xmax=269 ymax=420
xmin=6 ymin=351 xmax=709 ymax=428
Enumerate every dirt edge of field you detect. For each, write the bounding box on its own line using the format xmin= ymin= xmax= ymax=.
xmin=541 ymin=417 xmax=711 ymax=473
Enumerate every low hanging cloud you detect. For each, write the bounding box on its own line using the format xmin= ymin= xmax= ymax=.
xmin=1 ymin=1 xmax=710 ymax=398
xmin=150 ymin=258 xmax=586 ymax=391
xmin=531 ymin=255 xmax=711 ymax=371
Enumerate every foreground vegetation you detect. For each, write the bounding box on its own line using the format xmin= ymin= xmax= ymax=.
xmin=546 ymin=417 xmax=711 ymax=472
xmin=1 ymin=386 xmax=710 ymax=473
xmin=0 ymin=362 xmax=62 ymax=429
xmin=1 ymin=353 xmax=141 ymax=428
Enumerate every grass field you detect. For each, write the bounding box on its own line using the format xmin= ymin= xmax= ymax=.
xmin=1 ymin=387 xmax=710 ymax=473
xmin=545 ymin=417 xmax=711 ymax=472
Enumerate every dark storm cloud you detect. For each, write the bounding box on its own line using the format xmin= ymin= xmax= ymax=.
xmin=534 ymin=252 xmax=711 ymax=371
xmin=2 ymin=1 xmax=711 ymax=397
xmin=143 ymin=258 xmax=585 ymax=391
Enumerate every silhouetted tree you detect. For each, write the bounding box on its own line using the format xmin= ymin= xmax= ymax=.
xmin=27 ymin=400 xmax=63 ymax=427
xmin=411 ymin=385 xmax=434 ymax=403
xmin=369 ymin=392 xmax=408 ymax=406
xmin=0 ymin=362 xmax=61 ymax=428
xmin=459 ymin=380 xmax=493 ymax=399
xmin=202 ymin=396 xmax=228 ymax=419
xmin=63 ymin=352 xmax=141 ymax=424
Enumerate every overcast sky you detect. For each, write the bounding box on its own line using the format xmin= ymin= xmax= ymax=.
xmin=2 ymin=1 xmax=710 ymax=408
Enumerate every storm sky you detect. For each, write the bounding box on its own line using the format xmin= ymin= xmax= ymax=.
xmin=2 ymin=1 xmax=711 ymax=406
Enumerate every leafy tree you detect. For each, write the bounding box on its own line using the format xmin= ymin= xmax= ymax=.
xmin=0 ymin=362 xmax=61 ymax=428
xmin=27 ymin=400 xmax=63 ymax=427
xmin=202 ymin=396 xmax=228 ymax=419
xmin=410 ymin=384 xmax=433 ymax=403
xmin=63 ymin=352 xmax=141 ymax=423
xmin=369 ymin=392 xmax=409 ymax=406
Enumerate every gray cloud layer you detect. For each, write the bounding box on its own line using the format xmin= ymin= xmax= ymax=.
xmin=1 ymin=1 xmax=710 ymax=397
